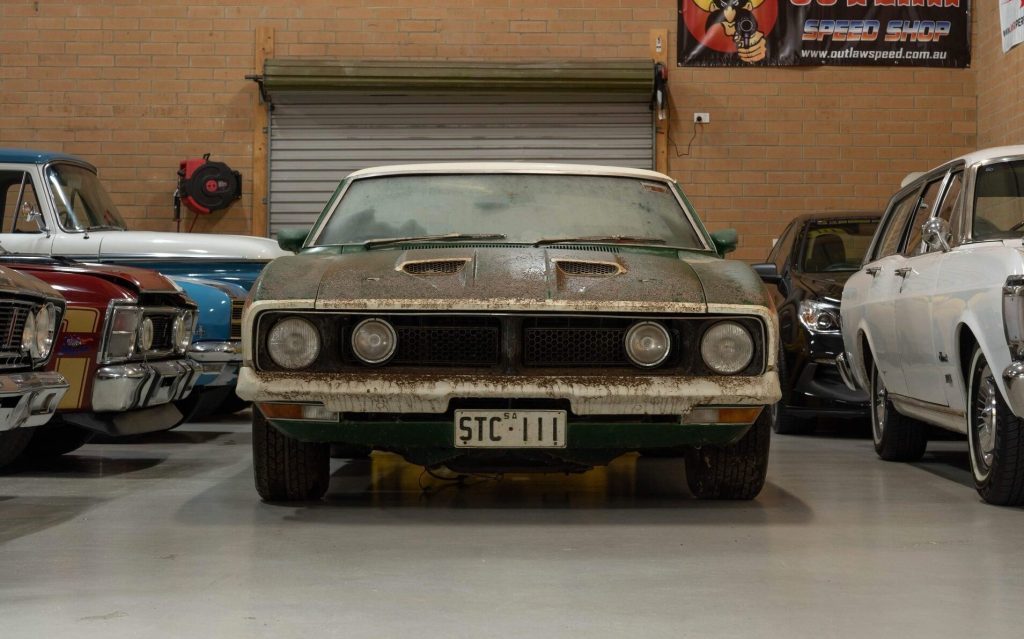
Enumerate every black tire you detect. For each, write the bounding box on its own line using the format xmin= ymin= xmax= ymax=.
xmin=870 ymin=360 xmax=927 ymax=462
xmin=0 ymin=429 xmax=33 ymax=470
xmin=772 ymin=348 xmax=814 ymax=435
xmin=252 ymin=408 xmax=329 ymax=502
xmin=685 ymin=408 xmax=771 ymax=500
xmin=967 ymin=348 xmax=1024 ymax=506
xmin=22 ymin=421 xmax=93 ymax=458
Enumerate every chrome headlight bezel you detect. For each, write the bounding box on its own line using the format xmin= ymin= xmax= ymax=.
xmin=700 ymin=321 xmax=755 ymax=375
xmin=173 ymin=310 xmax=195 ymax=353
xmin=266 ymin=316 xmax=321 ymax=370
xmin=798 ymin=299 xmax=841 ymax=334
xmin=1004 ymin=276 xmax=1024 ymax=359
xmin=624 ymin=321 xmax=671 ymax=368
xmin=100 ymin=302 xmax=142 ymax=364
xmin=351 ymin=318 xmax=398 ymax=365
xmin=33 ymin=302 xmax=57 ymax=361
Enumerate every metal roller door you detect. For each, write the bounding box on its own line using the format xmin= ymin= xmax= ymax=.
xmin=267 ymin=92 xmax=654 ymax=235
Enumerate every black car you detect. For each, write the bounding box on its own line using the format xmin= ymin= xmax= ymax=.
xmin=753 ymin=214 xmax=880 ymax=434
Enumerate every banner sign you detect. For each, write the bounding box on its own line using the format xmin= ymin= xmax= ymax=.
xmin=1001 ymin=0 xmax=1024 ymax=53
xmin=677 ymin=1 xmax=971 ymax=68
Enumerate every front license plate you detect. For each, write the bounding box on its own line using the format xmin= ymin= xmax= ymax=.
xmin=454 ymin=410 xmax=567 ymax=448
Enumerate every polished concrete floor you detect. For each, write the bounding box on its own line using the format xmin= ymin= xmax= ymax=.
xmin=1 ymin=413 xmax=1022 ymax=638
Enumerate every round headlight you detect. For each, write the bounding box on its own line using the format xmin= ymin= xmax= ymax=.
xmin=267 ymin=317 xmax=320 ymax=369
xmin=700 ymin=321 xmax=755 ymax=375
xmin=139 ymin=317 xmax=154 ymax=352
xmin=173 ymin=311 xmax=194 ymax=352
xmin=34 ymin=303 xmax=56 ymax=360
xmin=21 ymin=310 xmax=37 ymax=357
xmin=351 ymin=318 xmax=397 ymax=365
xmin=624 ymin=321 xmax=671 ymax=368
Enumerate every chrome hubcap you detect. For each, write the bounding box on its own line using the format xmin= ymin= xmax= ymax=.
xmin=974 ymin=366 xmax=998 ymax=470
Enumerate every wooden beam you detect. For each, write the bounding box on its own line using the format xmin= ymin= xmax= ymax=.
xmin=251 ymin=26 xmax=274 ymax=237
xmin=650 ymin=28 xmax=669 ymax=175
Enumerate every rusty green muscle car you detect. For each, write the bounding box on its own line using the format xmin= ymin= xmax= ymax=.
xmin=238 ymin=163 xmax=781 ymax=502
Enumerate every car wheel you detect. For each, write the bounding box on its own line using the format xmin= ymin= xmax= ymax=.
xmin=252 ymin=407 xmax=329 ymax=502
xmin=772 ymin=347 xmax=814 ymax=436
xmin=870 ymin=360 xmax=927 ymax=461
xmin=22 ymin=420 xmax=93 ymax=458
xmin=0 ymin=429 xmax=33 ymax=471
xmin=967 ymin=347 xmax=1024 ymax=506
xmin=685 ymin=408 xmax=771 ymax=500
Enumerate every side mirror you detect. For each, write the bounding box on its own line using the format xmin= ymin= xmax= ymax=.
xmin=922 ymin=217 xmax=951 ymax=253
xmin=22 ymin=201 xmax=49 ymax=236
xmin=709 ymin=228 xmax=738 ymax=255
xmin=752 ymin=263 xmax=781 ymax=285
xmin=277 ymin=227 xmax=311 ymax=253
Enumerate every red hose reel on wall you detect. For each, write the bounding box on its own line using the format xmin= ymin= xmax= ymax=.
xmin=174 ymin=154 xmax=242 ymax=232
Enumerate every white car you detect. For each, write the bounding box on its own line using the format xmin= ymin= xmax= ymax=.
xmin=839 ymin=146 xmax=1024 ymax=506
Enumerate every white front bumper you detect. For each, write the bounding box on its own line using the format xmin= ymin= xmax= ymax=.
xmin=236 ymin=367 xmax=781 ymax=415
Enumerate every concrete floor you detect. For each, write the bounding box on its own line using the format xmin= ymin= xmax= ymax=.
xmin=1 ymin=414 xmax=1022 ymax=638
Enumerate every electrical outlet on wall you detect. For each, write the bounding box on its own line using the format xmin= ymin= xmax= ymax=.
xmin=693 ymin=112 xmax=710 ymax=123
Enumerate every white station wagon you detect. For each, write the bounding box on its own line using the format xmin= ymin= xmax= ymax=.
xmin=839 ymin=146 xmax=1024 ymax=506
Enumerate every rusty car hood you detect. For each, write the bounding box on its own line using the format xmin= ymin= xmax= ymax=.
xmin=253 ymin=246 xmax=754 ymax=312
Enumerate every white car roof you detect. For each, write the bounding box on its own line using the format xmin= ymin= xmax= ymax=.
xmin=346 ymin=162 xmax=676 ymax=182
xmin=950 ymin=145 xmax=1024 ymax=167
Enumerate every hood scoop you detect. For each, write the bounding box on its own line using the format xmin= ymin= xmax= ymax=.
xmin=399 ymin=258 xmax=470 ymax=276
xmin=555 ymin=260 xmax=624 ymax=277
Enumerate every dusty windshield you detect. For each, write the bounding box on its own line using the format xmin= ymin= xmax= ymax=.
xmin=314 ymin=174 xmax=705 ymax=249
xmin=799 ymin=219 xmax=879 ymax=272
xmin=974 ymin=159 xmax=1024 ymax=240
xmin=46 ymin=163 xmax=127 ymax=231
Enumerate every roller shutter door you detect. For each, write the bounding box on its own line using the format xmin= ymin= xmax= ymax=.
xmin=267 ymin=92 xmax=654 ymax=235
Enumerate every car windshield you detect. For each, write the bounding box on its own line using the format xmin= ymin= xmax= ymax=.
xmin=45 ymin=163 xmax=128 ymax=232
xmin=974 ymin=159 xmax=1024 ymax=240
xmin=313 ymin=173 xmax=706 ymax=249
xmin=799 ymin=219 xmax=879 ymax=273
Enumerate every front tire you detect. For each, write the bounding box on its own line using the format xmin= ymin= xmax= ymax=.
xmin=22 ymin=421 xmax=93 ymax=458
xmin=870 ymin=361 xmax=927 ymax=462
xmin=252 ymin=408 xmax=329 ymax=502
xmin=967 ymin=348 xmax=1024 ymax=506
xmin=0 ymin=429 xmax=33 ymax=471
xmin=772 ymin=348 xmax=814 ymax=435
xmin=685 ymin=409 xmax=771 ymax=500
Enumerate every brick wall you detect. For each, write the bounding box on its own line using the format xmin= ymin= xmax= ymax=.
xmin=974 ymin=3 xmax=1024 ymax=149
xmin=0 ymin=0 xmax=980 ymax=260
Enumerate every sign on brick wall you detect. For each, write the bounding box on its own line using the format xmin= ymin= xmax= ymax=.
xmin=1001 ymin=0 xmax=1024 ymax=53
xmin=677 ymin=1 xmax=971 ymax=68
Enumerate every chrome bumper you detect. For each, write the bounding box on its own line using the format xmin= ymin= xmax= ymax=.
xmin=1003 ymin=361 xmax=1024 ymax=416
xmin=188 ymin=341 xmax=242 ymax=387
xmin=0 ymin=371 xmax=68 ymax=432
xmin=237 ymin=367 xmax=781 ymax=415
xmin=92 ymin=359 xmax=201 ymax=412
xmin=835 ymin=352 xmax=860 ymax=392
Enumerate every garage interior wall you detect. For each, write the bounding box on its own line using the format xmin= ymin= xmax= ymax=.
xmin=0 ymin=1 xmax=999 ymax=261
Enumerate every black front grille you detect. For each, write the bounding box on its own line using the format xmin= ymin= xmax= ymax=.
xmin=524 ymin=326 xmax=628 ymax=366
xmin=148 ymin=313 xmax=175 ymax=350
xmin=256 ymin=312 xmax=765 ymax=375
xmin=392 ymin=323 xmax=500 ymax=365
xmin=231 ymin=300 xmax=244 ymax=340
xmin=0 ymin=302 xmax=31 ymax=369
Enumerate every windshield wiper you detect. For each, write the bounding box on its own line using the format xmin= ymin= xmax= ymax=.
xmin=84 ymin=225 xmax=125 ymax=231
xmin=534 ymin=235 xmax=667 ymax=247
xmin=363 ymin=233 xmax=506 ymax=249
